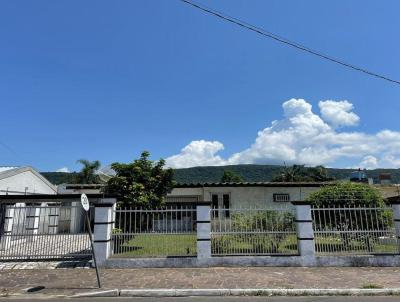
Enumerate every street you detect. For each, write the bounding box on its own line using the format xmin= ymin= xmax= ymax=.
xmin=1 ymin=297 xmax=400 ymax=302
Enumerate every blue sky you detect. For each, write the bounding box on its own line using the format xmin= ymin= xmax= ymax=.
xmin=1 ymin=0 xmax=400 ymax=172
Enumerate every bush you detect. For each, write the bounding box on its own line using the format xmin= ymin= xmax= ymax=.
xmin=231 ymin=210 xmax=295 ymax=232
xmin=306 ymin=181 xmax=385 ymax=207
xmin=307 ymin=182 xmax=392 ymax=252
xmin=212 ymin=210 xmax=296 ymax=255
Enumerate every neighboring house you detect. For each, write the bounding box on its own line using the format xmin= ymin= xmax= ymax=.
xmin=0 ymin=167 xmax=68 ymax=250
xmin=167 ymin=182 xmax=327 ymax=209
xmin=0 ymin=166 xmax=57 ymax=195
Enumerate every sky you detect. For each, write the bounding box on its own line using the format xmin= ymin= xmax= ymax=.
xmin=1 ymin=0 xmax=400 ymax=172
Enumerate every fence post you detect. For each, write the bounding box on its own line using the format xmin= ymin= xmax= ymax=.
xmin=292 ymin=201 xmax=315 ymax=257
xmin=93 ymin=198 xmax=117 ymax=266
xmin=196 ymin=202 xmax=211 ymax=260
xmin=391 ymin=199 xmax=400 ymax=248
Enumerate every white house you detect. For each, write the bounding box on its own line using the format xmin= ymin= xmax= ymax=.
xmin=57 ymin=181 xmax=326 ymax=208
xmin=167 ymin=182 xmax=327 ymax=209
xmin=0 ymin=166 xmax=57 ymax=195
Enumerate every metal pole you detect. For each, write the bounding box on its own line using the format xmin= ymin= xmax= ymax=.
xmin=85 ymin=212 xmax=101 ymax=288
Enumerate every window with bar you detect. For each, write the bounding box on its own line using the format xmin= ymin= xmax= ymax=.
xmin=211 ymin=194 xmax=219 ymax=217
xmin=211 ymin=193 xmax=231 ymax=217
xmin=273 ymin=193 xmax=290 ymax=202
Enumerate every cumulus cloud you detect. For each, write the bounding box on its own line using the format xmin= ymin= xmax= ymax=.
xmin=166 ymin=140 xmax=227 ymax=168
xmin=359 ymin=155 xmax=378 ymax=169
xmin=56 ymin=167 xmax=70 ymax=173
xmin=319 ymin=100 xmax=360 ymax=128
xmin=166 ymin=99 xmax=400 ymax=169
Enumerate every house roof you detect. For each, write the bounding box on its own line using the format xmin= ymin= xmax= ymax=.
xmin=0 ymin=193 xmax=114 ymax=201
xmin=174 ymin=181 xmax=331 ymax=188
xmin=0 ymin=166 xmax=57 ymax=194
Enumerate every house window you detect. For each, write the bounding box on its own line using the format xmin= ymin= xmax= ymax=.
xmin=223 ymin=194 xmax=230 ymax=218
xmin=212 ymin=194 xmax=219 ymax=217
xmin=211 ymin=193 xmax=231 ymax=217
xmin=273 ymin=193 xmax=290 ymax=202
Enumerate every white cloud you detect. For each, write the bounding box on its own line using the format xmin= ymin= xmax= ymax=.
xmin=166 ymin=99 xmax=400 ymax=169
xmin=166 ymin=140 xmax=227 ymax=168
xmin=359 ymin=155 xmax=378 ymax=169
xmin=319 ymin=100 xmax=360 ymax=128
xmin=56 ymin=167 xmax=70 ymax=173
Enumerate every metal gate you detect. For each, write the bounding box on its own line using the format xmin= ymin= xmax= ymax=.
xmin=0 ymin=202 xmax=92 ymax=261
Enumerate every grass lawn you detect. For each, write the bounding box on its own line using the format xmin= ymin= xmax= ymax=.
xmin=112 ymin=233 xmax=399 ymax=258
xmin=211 ymin=234 xmax=298 ymax=255
xmin=315 ymin=235 xmax=399 ymax=255
xmin=112 ymin=233 xmax=197 ymax=258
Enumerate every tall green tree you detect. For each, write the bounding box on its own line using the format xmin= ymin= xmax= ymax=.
xmin=220 ymin=170 xmax=244 ymax=183
xmin=272 ymin=165 xmax=306 ymax=182
xmin=76 ymin=159 xmax=101 ymax=184
xmin=104 ymin=151 xmax=175 ymax=207
xmin=272 ymin=165 xmax=334 ymax=182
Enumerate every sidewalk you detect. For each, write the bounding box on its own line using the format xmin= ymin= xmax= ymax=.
xmin=1 ymin=265 xmax=400 ymax=297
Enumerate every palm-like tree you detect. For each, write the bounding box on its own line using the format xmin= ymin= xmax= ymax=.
xmin=76 ymin=159 xmax=101 ymax=184
xmin=273 ymin=164 xmax=334 ymax=182
xmin=272 ymin=164 xmax=306 ymax=182
xmin=282 ymin=165 xmax=305 ymax=182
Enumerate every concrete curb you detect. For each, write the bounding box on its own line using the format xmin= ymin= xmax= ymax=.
xmin=73 ymin=288 xmax=400 ymax=297
xmin=71 ymin=289 xmax=119 ymax=297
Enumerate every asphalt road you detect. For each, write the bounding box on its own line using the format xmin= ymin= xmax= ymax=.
xmin=1 ymin=297 xmax=400 ymax=301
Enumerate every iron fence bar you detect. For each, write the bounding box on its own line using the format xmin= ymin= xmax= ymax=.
xmin=311 ymin=205 xmax=398 ymax=255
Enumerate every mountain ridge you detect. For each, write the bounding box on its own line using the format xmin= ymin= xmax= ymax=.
xmin=41 ymin=165 xmax=400 ymax=185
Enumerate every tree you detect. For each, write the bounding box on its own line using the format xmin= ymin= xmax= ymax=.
xmin=272 ymin=165 xmax=334 ymax=182
xmin=76 ymin=159 xmax=101 ymax=184
xmin=104 ymin=151 xmax=175 ymax=208
xmin=272 ymin=165 xmax=307 ymax=182
xmin=307 ymin=165 xmax=334 ymax=182
xmin=307 ymin=182 xmax=389 ymax=251
xmin=220 ymin=170 xmax=244 ymax=183
xmin=306 ymin=181 xmax=384 ymax=207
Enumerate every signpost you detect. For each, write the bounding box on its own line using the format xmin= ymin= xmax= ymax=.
xmin=81 ymin=194 xmax=101 ymax=288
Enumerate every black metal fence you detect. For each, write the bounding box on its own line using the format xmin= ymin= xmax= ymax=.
xmin=0 ymin=202 xmax=93 ymax=261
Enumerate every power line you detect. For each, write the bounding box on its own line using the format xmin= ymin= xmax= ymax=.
xmin=179 ymin=0 xmax=400 ymax=86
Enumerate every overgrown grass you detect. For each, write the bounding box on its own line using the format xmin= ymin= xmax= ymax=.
xmin=362 ymin=283 xmax=383 ymax=289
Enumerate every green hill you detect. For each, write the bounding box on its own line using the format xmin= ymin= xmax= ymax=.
xmin=41 ymin=172 xmax=80 ymax=185
xmin=41 ymin=165 xmax=400 ymax=185
xmin=172 ymin=165 xmax=400 ymax=184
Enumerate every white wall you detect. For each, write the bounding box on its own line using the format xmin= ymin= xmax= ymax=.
xmin=0 ymin=170 xmax=56 ymax=195
xmin=169 ymin=186 xmax=320 ymax=208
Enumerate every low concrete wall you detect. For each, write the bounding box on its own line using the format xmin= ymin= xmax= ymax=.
xmin=105 ymin=255 xmax=400 ymax=268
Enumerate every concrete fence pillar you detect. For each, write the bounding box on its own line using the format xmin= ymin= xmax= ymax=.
xmin=292 ymin=201 xmax=315 ymax=257
xmin=196 ymin=203 xmax=211 ymax=259
xmin=391 ymin=200 xmax=400 ymax=247
xmin=93 ymin=198 xmax=117 ymax=266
